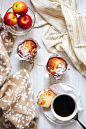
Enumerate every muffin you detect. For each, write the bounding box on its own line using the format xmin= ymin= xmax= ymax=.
xmin=17 ymin=40 xmax=37 ymax=61
xmin=37 ymin=88 xmax=56 ymax=108
xmin=47 ymin=57 xmax=67 ymax=78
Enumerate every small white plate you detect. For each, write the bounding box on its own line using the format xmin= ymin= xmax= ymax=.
xmin=43 ymin=83 xmax=83 ymax=125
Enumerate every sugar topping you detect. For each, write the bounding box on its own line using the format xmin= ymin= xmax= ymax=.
xmin=37 ymin=88 xmax=50 ymax=100
xmin=17 ymin=40 xmax=37 ymax=61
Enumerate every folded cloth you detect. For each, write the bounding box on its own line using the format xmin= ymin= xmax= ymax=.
xmin=0 ymin=37 xmax=12 ymax=87
xmin=0 ymin=68 xmax=38 ymax=129
xmin=31 ymin=0 xmax=86 ymax=77
xmin=0 ymin=14 xmax=17 ymax=87
xmin=0 ymin=14 xmax=16 ymax=53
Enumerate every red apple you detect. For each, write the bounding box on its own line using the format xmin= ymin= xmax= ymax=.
xmin=4 ymin=12 xmax=18 ymax=26
xmin=18 ymin=14 xmax=32 ymax=29
xmin=12 ymin=1 xmax=28 ymax=15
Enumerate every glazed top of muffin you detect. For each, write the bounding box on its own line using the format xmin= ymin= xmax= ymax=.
xmin=47 ymin=57 xmax=67 ymax=76
xmin=17 ymin=40 xmax=37 ymax=60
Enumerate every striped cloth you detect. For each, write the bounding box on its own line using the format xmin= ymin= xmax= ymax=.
xmin=31 ymin=0 xmax=86 ymax=77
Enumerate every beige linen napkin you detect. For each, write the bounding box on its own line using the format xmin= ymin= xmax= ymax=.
xmin=31 ymin=0 xmax=86 ymax=77
xmin=0 ymin=37 xmax=12 ymax=87
xmin=0 ymin=14 xmax=16 ymax=53
xmin=0 ymin=68 xmax=38 ymax=129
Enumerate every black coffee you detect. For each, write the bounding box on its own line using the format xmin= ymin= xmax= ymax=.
xmin=53 ymin=95 xmax=75 ymax=117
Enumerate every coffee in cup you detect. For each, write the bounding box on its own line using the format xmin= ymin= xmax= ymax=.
xmin=51 ymin=94 xmax=77 ymax=121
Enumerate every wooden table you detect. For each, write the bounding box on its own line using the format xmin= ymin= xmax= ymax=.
xmin=0 ymin=0 xmax=86 ymax=129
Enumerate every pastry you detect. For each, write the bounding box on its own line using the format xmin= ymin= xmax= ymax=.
xmin=37 ymin=88 xmax=56 ymax=108
xmin=17 ymin=40 xmax=37 ymax=61
xmin=47 ymin=56 xmax=67 ymax=78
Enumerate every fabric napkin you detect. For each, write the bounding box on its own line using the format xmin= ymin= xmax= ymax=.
xmin=0 ymin=13 xmax=17 ymax=87
xmin=0 ymin=36 xmax=12 ymax=87
xmin=0 ymin=68 xmax=38 ymax=129
xmin=0 ymin=14 xmax=38 ymax=128
xmin=31 ymin=0 xmax=86 ymax=77
xmin=0 ymin=14 xmax=16 ymax=53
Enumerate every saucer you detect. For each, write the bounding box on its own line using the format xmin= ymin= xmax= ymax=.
xmin=43 ymin=83 xmax=83 ymax=125
xmin=43 ymin=107 xmax=75 ymax=125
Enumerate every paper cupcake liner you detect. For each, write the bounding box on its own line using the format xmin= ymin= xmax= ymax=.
xmin=44 ymin=53 xmax=68 ymax=80
xmin=15 ymin=37 xmax=41 ymax=62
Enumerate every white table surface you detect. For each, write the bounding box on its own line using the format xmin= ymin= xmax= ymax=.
xmin=0 ymin=0 xmax=86 ymax=129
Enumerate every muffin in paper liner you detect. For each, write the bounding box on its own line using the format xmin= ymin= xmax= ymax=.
xmin=44 ymin=54 xmax=68 ymax=80
xmin=15 ymin=37 xmax=41 ymax=62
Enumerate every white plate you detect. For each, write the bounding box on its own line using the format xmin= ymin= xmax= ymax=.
xmin=43 ymin=83 xmax=83 ymax=125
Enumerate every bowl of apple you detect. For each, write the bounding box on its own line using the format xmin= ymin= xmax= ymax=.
xmin=4 ymin=1 xmax=35 ymax=35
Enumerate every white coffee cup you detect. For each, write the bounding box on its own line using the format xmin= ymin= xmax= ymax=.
xmin=51 ymin=94 xmax=77 ymax=121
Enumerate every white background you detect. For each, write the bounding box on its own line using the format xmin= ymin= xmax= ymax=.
xmin=0 ymin=0 xmax=86 ymax=129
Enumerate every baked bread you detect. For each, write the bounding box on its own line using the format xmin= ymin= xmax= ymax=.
xmin=17 ymin=40 xmax=37 ymax=61
xmin=47 ymin=57 xmax=67 ymax=76
xmin=37 ymin=88 xmax=56 ymax=108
